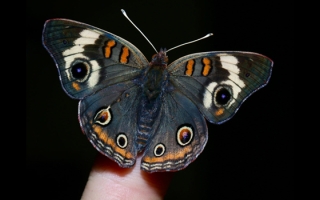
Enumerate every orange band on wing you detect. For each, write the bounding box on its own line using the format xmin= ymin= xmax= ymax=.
xmin=120 ymin=46 xmax=130 ymax=64
xmin=104 ymin=40 xmax=116 ymax=58
xmin=93 ymin=126 xmax=107 ymax=143
xmin=202 ymin=57 xmax=212 ymax=76
xmin=143 ymin=145 xmax=192 ymax=163
xmin=185 ymin=60 xmax=195 ymax=76
xmin=93 ymin=125 xmax=133 ymax=159
xmin=72 ymin=82 xmax=81 ymax=91
xmin=215 ymin=108 xmax=225 ymax=116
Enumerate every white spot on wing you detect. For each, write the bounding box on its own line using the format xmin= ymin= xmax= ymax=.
xmin=228 ymin=73 xmax=245 ymax=88
xmin=79 ymin=30 xmax=100 ymax=38
xmin=220 ymin=55 xmax=239 ymax=74
xmin=203 ymin=82 xmax=217 ymax=109
xmin=87 ymin=60 xmax=100 ymax=87
xmin=62 ymin=46 xmax=85 ymax=56
xmin=63 ymin=30 xmax=99 ymax=56
xmin=219 ymin=55 xmax=245 ymax=108
xmin=73 ymin=38 xmax=97 ymax=45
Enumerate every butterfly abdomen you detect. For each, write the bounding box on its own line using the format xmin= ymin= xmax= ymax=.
xmin=136 ymin=96 xmax=162 ymax=151
xmin=135 ymin=63 xmax=169 ymax=151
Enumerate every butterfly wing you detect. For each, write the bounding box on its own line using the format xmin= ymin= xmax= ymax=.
xmin=167 ymin=51 xmax=273 ymax=124
xmin=141 ymin=90 xmax=208 ymax=172
xmin=79 ymin=83 xmax=141 ymax=167
xmin=42 ymin=19 xmax=149 ymax=99
xmin=42 ymin=19 xmax=151 ymax=167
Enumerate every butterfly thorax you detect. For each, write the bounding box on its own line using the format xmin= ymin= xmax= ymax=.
xmin=150 ymin=49 xmax=168 ymax=67
xmin=135 ymin=51 xmax=169 ymax=151
xmin=145 ymin=51 xmax=168 ymax=96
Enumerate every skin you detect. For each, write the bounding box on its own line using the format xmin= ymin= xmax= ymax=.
xmin=81 ymin=154 xmax=174 ymax=200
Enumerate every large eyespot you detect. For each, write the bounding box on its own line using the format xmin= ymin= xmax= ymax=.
xmin=70 ymin=60 xmax=91 ymax=82
xmin=94 ymin=106 xmax=112 ymax=126
xmin=116 ymin=133 xmax=128 ymax=149
xmin=177 ymin=125 xmax=193 ymax=146
xmin=154 ymin=143 xmax=166 ymax=157
xmin=214 ymin=86 xmax=232 ymax=107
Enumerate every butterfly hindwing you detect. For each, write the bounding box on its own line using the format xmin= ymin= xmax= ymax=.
xmin=42 ymin=19 xmax=149 ymax=99
xmin=168 ymin=52 xmax=273 ymax=124
xmin=79 ymin=82 xmax=141 ymax=167
xmin=141 ymin=90 xmax=208 ymax=172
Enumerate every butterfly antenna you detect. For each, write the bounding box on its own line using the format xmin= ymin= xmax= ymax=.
xmin=121 ymin=9 xmax=158 ymax=53
xmin=166 ymin=33 xmax=214 ymax=53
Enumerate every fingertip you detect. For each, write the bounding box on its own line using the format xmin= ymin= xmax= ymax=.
xmin=81 ymin=154 xmax=174 ymax=200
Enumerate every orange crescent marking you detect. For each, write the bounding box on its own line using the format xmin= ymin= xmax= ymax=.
xmin=104 ymin=40 xmax=116 ymax=58
xmin=120 ymin=46 xmax=130 ymax=64
xmin=202 ymin=57 xmax=212 ymax=76
xmin=92 ymin=125 xmax=133 ymax=159
xmin=115 ymin=146 xmax=133 ymax=159
xmin=215 ymin=108 xmax=225 ymax=116
xmin=143 ymin=145 xmax=192 ymax=163
xmin=72 ymin=82 xmax=81 ymax=91
xmin=93 ymin=126 xmax=107 ymax=143
xmin=185 ymin=60 xmax=195 ymax=76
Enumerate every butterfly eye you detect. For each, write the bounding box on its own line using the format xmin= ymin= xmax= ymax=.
xmin=154 ymin=143 xmax=166 ymax=157
xmin=164 ymin=56 xmax=169 ymax=64
xmin=152 ymin=54 xmax=157 ymax=59
xmin=176 ymin=126 xmax=193 ymax=146
xmin=116 ymin=133 xmax=128 ymax=149
xmin=70 ymin=61 xmax=90 ymax=82
xmin=214 ymin=86 xmax=232 ymax=107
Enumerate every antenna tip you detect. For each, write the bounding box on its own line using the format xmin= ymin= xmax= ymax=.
xmin=121 ymin=9 xmax=127 ymax=15
xmin=207 ymin=33 xmax=214 ymax=37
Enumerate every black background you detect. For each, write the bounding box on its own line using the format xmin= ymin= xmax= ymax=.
xmin=27 ymin=0 xmax=294 ymax=199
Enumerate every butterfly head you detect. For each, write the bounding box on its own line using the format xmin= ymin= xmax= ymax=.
xmin=150 ymin=48 xmax=168 ymax=68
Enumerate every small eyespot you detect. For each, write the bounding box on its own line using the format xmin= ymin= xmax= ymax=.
xmin=70 ymin=60 xmax=90 ymax=82
xmin=154 ymin=143 xmax=166 ymax=157
xmin=214 ymin=86 xmax=232 ymax=106
xmin=177 ymin=126 xmax=193 ymax=146
xmin=116 ymin=133 xmax=128 ymax=149
xmin=94 ymin=106 xmax=112 ymax=126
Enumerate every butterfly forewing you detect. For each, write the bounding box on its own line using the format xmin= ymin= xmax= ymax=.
xmin=42 ymin=19 xmax=149 ymax=99
xmin=168 ymin=52 xmax=273 ymax=124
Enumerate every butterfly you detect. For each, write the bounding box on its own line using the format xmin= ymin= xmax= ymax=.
xmin=42 ymin=12 xmax=273 ymax=173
